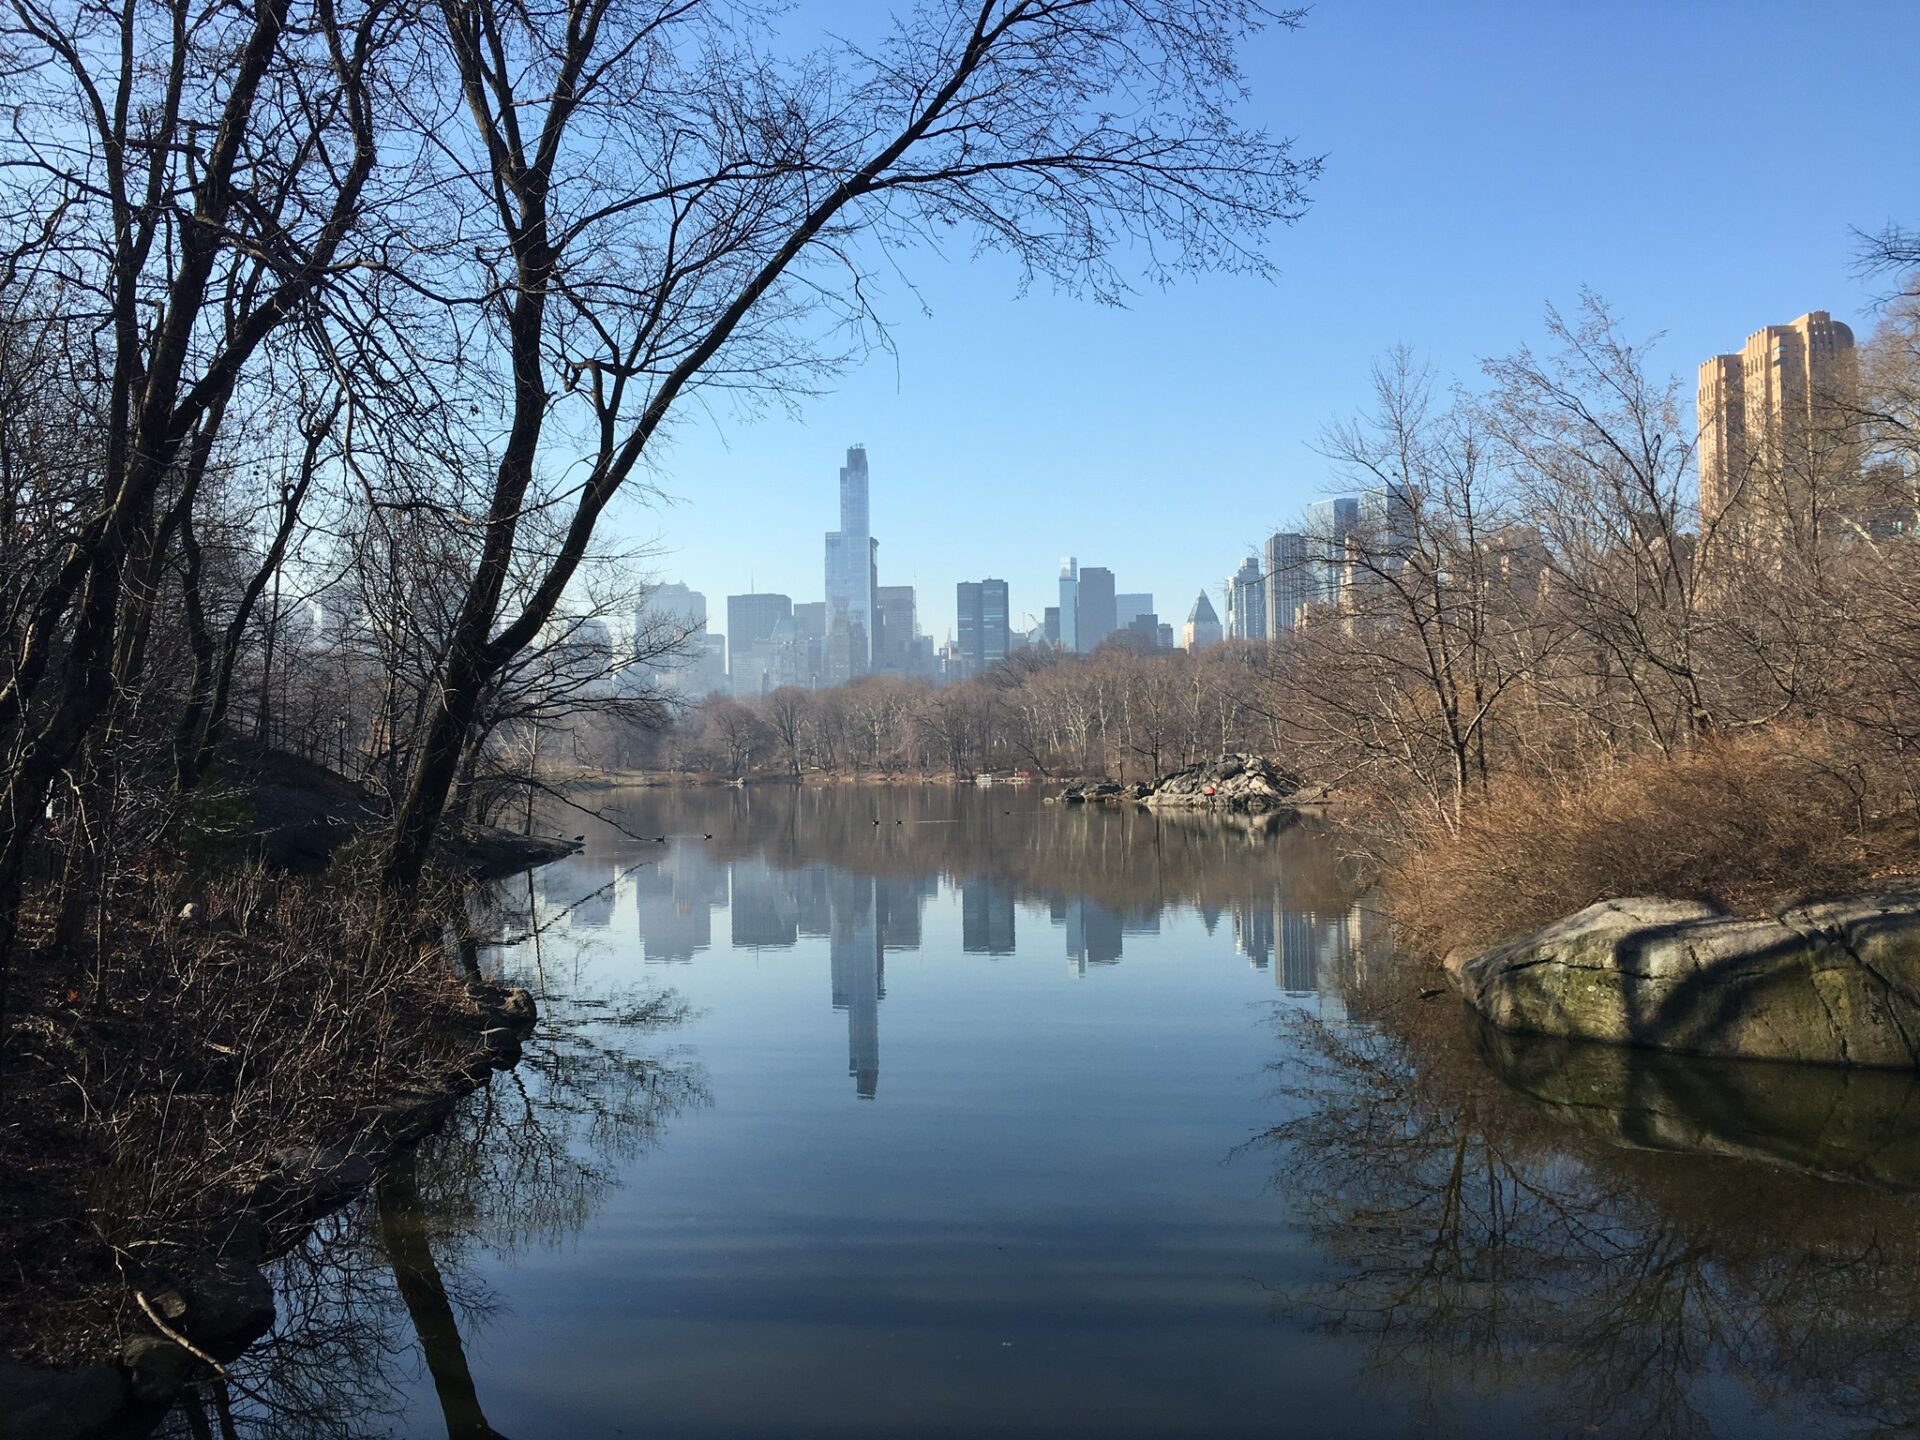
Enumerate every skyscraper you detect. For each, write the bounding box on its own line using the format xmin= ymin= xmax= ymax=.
xmin=1304 ymin=497 xmax=1359 ymax=609
xmin=1224 ymin=556 xmax=1264 ymax=641
xmin=1116 ymin=592 xmax=1154 ymax=629
xmin=1698 ymin=310 xmax=1861 ymax=553
xmin=1183 ymin=591 xmax=1222 ymax=650
xmin=1264 ymin=531 xmax=1311 ymax=634
xmin=1058 ymin=558 xmax=1079 ymax=654
xmin=1340 ymin=486 xmax=1418 ymax=609
xmin=726 ymin=592 xmax=789 ymax=652
xmin=1076 ymin=566 xmax=1116 ymax=652
xmin=637 ymin=583 xmax=724 ymax=696
xmin=825 ymin=445 xmax=876 ymax=682
xmin=956 ymin=578 xmax=1011 ymax=678
xmin=873 ymin=584 xmax=917 ymax=674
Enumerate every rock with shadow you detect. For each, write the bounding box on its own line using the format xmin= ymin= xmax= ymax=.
xmin=1450 ymin=893 xmax=1920 ymax=1066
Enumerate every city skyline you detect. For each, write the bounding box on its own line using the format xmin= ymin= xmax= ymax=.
xmin=597 ymin=3 xmax=1917 ymax=650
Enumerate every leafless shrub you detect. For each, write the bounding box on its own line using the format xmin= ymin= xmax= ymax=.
xmin=1385 ymin=729 xmax=1906 ymax=960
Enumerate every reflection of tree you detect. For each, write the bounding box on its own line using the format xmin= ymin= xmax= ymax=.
xmin=1258 ymin=993 xmax=1920 ymax=1438
xmin=377 ymin=1149 xmax=504 ymax=1440
xmin=159 ymin=989 xmax=707 ymax=1439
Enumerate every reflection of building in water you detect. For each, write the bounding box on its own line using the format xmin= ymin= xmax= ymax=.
xmin=729 ymin=856 xmax=798 ymax=949
xmin=632 ymin=842 xmax=728 ymax=963
xmin=792 ymin=866 xmax=832 ymax=939
xmin=535 ymin=853 xmax=615 ymax=929
xmin=876 ymin=877 xmax=934 ymax=952
xmin=1063 ymin=897 xmax=1124 ymax=974
xmin=827 ymin=871 xmax=884 ymax=1098
xmin=1273 ymin=902 xmax=1366 ymax=1003
xmin=961 ymin=880 xmax=1016 ymax=955
xmin=1234 ymin=901 xmax=1274 ymax=969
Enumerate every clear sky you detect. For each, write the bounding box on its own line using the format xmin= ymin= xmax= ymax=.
xmin=605 ymin=0 xmax=1920 ymax=648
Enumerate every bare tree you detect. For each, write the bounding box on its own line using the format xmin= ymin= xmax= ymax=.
xmin=371 ymin=0 xmax=1319 ymax=902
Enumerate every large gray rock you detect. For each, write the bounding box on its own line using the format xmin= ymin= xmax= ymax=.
xmin=1143 ymin=754 xmax=1298 ymax=812
xmin=178 ymin=1257 xmax=275 ymax=1351
xmin=1452 ymin=894 xmax=1920 ymax=1067
xmin=120 ymin=1335 xmax=193 ymax=1404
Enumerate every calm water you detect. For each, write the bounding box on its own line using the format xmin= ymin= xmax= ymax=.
xmin=166 ymin=787 xmax=1920 ymax=1439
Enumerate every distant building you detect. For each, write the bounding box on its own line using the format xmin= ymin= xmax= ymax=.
xmin=1183 ymin=591 xmax=1223 ymax=651
xmin=1339 ymin=487 xmax=1418 ymax=609
xmin=1304 ymin=497 xmax=1360 ymax=609
xmin=1224 ymin=556 xmax=1264 ymax=641
xmin=1157 ymin=622 xmax=1174 ymax=650
xmin=1058 ymin=558 xmax=1079 ymax=654
xmin=825 ymin=445 xmax=876 ymax=682
xmin=726 ymin=592 xmax=790 ymax=652
xmin=1264 ymin=531 xmax=1311 ymax=634
xmin=637 ymin=583 xmax=725 ymax=697
xmin=1116 ymin=592 xmax=1154 ymax=630
xmin=1077 ymin=566 xmax=1117 ymax=652
xmin=1043 ymin=606 xmax=1061 ymax=647
xmin=1698 ymin=310 xmax=1862 ymax=555
xmin=956 ymin=578 xmax=1011 ymax=678
xmin=873 ymin=584 xmax=917 ymax=675
xmin=1123 ymin=611 xmax=1162 ymax=648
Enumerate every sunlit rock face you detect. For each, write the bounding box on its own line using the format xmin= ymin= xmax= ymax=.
xmin=1451 ymin=894 xmax=1920 ymax=1067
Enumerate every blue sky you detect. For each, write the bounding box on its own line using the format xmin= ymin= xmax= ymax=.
xmin=608 ymin=0 xmax=1920 ymax=647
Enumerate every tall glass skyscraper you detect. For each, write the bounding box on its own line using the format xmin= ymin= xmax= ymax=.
xmin=1263 ymin=531 xmax=1311 ymax=633
xmin=824 ymin=445 xmax=875 ymax=683
xmin=1058 ymin=557 xmax=1079 ymax=654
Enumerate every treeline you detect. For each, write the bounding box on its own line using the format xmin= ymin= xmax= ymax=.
xmin=636 ymin=644 xmax=1277 ymax=783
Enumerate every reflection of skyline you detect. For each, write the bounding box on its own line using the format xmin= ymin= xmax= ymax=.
xmin=633 ymin=843 xmax=729 ymax=962
xmin=1230 ymin=893 xmax=1374 ymax=1005
xmin=829 ymin=871 xmax=884 ymax=1098
xmin=536 ymin=853 xmax=615 ymax=929
xmin=962 ymin=879 xmax=1016 ymax=955
xmin=1061 ymin=896 xmax=1125 ymax=973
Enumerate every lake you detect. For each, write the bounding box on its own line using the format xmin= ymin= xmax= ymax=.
xmin=164 ymin=786 xmax=1920 ymax=1439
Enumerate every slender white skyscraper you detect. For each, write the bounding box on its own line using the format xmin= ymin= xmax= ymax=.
xmin=824 ymin=445 xmax=875 ymax=682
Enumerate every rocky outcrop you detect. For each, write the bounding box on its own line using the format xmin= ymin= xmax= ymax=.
xmin=1142 ymin=754 xmax=1298 ymax=813
xmin=1058 ymin=780 xmax=1125 ymax=804
xmin=1451 ymin=894 xmax=1920 ymax=1067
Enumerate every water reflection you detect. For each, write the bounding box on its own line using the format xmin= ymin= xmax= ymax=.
xmin=829 ymin=871 xmax=884 ymax=1097
xmin=1261 ymin=982 xmax=1920 ymax=1438
xmin=152 ymin=785 xmax=1920 ymax=1438
xmin=157 ymin=968 xmax=707 ymax=1439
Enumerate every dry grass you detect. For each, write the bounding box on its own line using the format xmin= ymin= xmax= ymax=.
xmin=0 ymin=864 xmax=486 ymax=1365
xmin=1387 ymin=729 xmax=1914 ymax=961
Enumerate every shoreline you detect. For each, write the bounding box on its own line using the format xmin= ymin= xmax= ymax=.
xmin=0 ymin=974 xmax=538 ymax=1440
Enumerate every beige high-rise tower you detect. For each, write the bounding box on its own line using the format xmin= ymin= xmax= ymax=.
xmin=1696 ymin=311 xmax=1859 ymax=551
